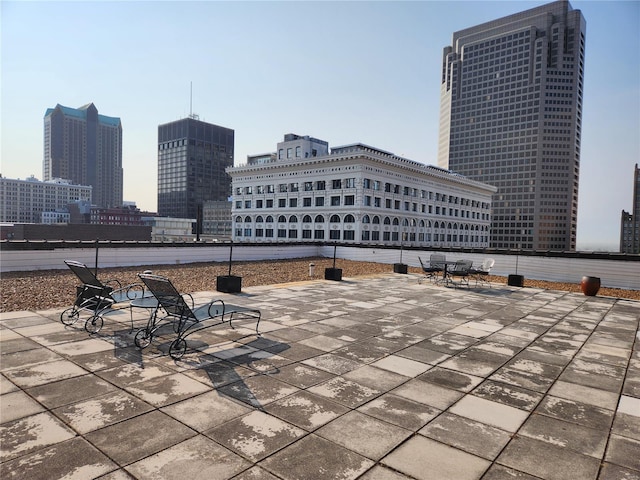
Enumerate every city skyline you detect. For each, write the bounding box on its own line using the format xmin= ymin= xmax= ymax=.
xmin=2 ymin=1 xmax=638 ymax=251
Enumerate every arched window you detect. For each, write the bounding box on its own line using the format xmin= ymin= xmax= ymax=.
xmin=245 ymin=216 xmax=252 ymax=223
xmin=315 ymin=215 xmax=325 ymax=223
xmin=362 ymin=215 xmax=370 ymax=224
xmin=330 ymin=215 xmax=341 ymax=223
xmin=453 ymin=223 xmax=458 ymax=230
xmin=278 ymin=215 xmax=287 ymax=223
xmin=392 ymin=218 xmax=400 ymax=226
xmin=402 ymin=218 xmax=409 ymax=227
xmin=383 ymin=217 xmax=391 ymax=225
xmin=372 ymin=215 xmax=380 ymax=224
xmin=411 ymin=219 xmax=417 ymax=227
xmin=256 ymin=216 xmax=264 ymax=223
xmin=302 ymin=215 xmax=312 ymax=223
xmin=419 ymin=220 xmax=425 ymax=228
xmin=235 ymin=216 xmax=242 ymax=223
xmin=344 ymin=214 xmax=355 ymax=223
xmin=289 ymin=215 xmax=298 ymax=223
xmin=265 ymin=215 xmax=274 ymax=223
xmin=447 ymin=222 xmax=452 ymax=229
xmin=434 ymin=221 xmax=440 ymax=229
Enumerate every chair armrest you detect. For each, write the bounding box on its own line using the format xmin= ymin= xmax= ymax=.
xmin=182 ymin=293 xmax=195 ymax=309
xmin=207 ymin=299 xmax=225 ymax=318
xmin=105 ymin=279 xmax=123 ymax=289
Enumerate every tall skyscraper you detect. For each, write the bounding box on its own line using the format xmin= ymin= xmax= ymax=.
xmin=437 ymin=1 xmax=586 ymax=251
xmin=44 ymin=103 xmax=123 ymax=208
xmin=620 ymin=164 xmax=640 ymax=254
xmin=157 ymin=116 xmax=234 ymax=219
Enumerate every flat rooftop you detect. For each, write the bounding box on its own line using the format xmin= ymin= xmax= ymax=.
xmin=1 ymin=273 xmax=638 ymax=479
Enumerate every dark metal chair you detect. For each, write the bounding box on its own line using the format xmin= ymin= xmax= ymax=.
xmin=447 ymin=260 xmax=473 ymax=288
xmin=470 ymin=258 xmax=495 ymax=287
xmin=61 ymin=260 xmax=152 ymax=333
xmin=136 ymin=273 xmax=261 ymax=359
xmin=418 ymin=254 xmax=446 ymax=283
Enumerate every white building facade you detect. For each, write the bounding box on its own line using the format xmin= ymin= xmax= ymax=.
xmin=0 ymin=175 xmax=92 ymax=224
xmin=227 ymin=135 xmax=497 ymax=247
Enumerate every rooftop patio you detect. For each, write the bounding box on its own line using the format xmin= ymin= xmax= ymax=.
xmin=1 ymin=273 xmax=639 ymax=479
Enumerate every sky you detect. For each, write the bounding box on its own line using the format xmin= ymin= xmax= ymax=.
xmin=1 ymin=1 xmax=639 ymax=251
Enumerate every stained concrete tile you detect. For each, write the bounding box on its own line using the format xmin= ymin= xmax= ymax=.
xmin=418 ymin=366 xmax=483 ymax=392
xmin=124 ymin=372 xmax=211 ymax=407
xmin=481 ymin=464 xmax=541 ymax=480
xmin=26 ymin=373 xmax=118 ymax=409
xmin=418 ymin=332 xmax=478 ymax=354
xmin=449 ymin=395 xmax=529 ymax=432
xmin=342 ymin=364 xmax=409 ymax=391
xmin=498 ymin=435 xmax=601 ymax=480
xmin=265 ymin=390 xmax=349 ymax=431
xmin=0 ymin=411 xmax=76 ymax=462
xmin=605 ymin=434 xmax=640 ymax=471
xmin=161 ymin=390 xmax=251 ymax=431
xmin=472 ymin=379 xmax=544 ymax=411
xmin=183 ymin=360 xmax=257 ymax=389
xmin=519 ymin=413 xmax=608 ymax=458
xmin=505 ymin=357 xmax=563 ymax=379
xmin=271 ymin=363 xmax=335 ymax=389
xmin=275 ymin=342 xmax=324 ymax=362
xmin=420 ymin=412 xmax=511 ymax=460
xmin=357 ymin=393 xmax=441 ymax=431
xmin=548 ymin=380 xmax=619 ymax=410
xmin=316 ymin=410 xmax=411 ymax=460
xmin=598 ymin=462 xmax=640 ymax=480
xmin=612 ymin=411 xmax=640 ymax=441
xmin=53 ymin=390 xmax=154 ymax=434
xmin=217 ymin=374 xmax=298 ymax=408
xmin=394 ymin=345 xmax=451 ymax=365
xmin=333 ymin=337 xmax=400 ymax=363
xmin=85 ymin=410 xmax=195 ymax=466
xmin=358 ymin=465 xmax=414 ymax=480
xmin=536 ymin=395 xmax=614 ymax=430
xmin=559 ymin=367 xmax=624 ymax=393
xmin=370 ymin=355 xmax=430 ymax=377
xmin=0 ymin=390 xmax=45 ymax=423
xmin=70 ymin=349 xmax=140 ymax=372
xmin=48 ymin=337 xmax=115 ymax=356
xmin=489 ymin=366 xmax=556 ymax=393
xmin=232 ymin=466 xmax=281 ymax=480
xmin=0 ymin=337 xmax=42 ymax=354
xmin=0 ymin=347 xmax=64 ymax=372
xmin=0 ymin=436 xmax=117 ymax=480
xmin=260 ymin=434 xmax=373 ymax=480
xmin=298 ymin=334 xmax=350 ymax=352
xmin=4 ymin=359 xmax=87 ymax=388
xmin=382 ymin=435 xmax=490 ymax=480
xmin=301 ymin=353 xmax=362 ymax=375
xmin=126 ymin=435 xmax=250 ymax=479
xmin=96 ymin=362 xmax=176 ymax=388
xmin=0 ymin=374 xmax=18 ymax=394
xmin=392 ymin=379 xmax=464 ymax=410
xmin=206 ymin=410 xmax=304 ymax=462
xmin=308 ymin=377 xmax=382 ymax=408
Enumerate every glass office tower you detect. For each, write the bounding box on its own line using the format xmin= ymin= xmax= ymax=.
xmin=157 ymin=117 xmax=234 ymax=220
xmin=437 ymin=1 xmax=586 ymax=251
xmin=44 ymin=103 xmax=123 ymax=208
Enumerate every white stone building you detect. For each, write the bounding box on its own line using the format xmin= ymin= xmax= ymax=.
xmin=227 ymin=134 xmax=497 ymax=247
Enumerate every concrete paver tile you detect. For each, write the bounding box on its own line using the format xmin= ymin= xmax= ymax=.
xmin=161 ymin=390 xmax=251 ymax=432
xmin=0 ymin=337 xmax=42 ymax=354
xmin=371 ymin=354 xmax=430 ymax=377
xmin=217 ymin=374 xmax=299 ymax=409
xmin=612 ymin=411 xmax=640 ymax=441
xmin=498 ymin=435 xmax=601 ymax=480
xmin=0 ymin=411 xmax=76 ymax=462
xmin=260 ymin=434 xmax=373 ymax=480
xmin=316 ymin=410 xmax=411 ymax=460
xmin=84 ymin=410 xmax=196 ymax=466
xmin=489 ymin=366 xmax=556 ymax=393
xmin=536 ymin=395 xmax=614 ymax=430
xmin=0 ymin=374 xmax=18 ymax=394
xmin=48 ymin=337 xmax=115 ymax=356
xmin=3 ymin=359 xmax=87 ymax=388
xmin=264 ymin=390 xmax=349 ymax=431
xmin=598 ymin=462 xmax=640 ymax=480
xmin=301 ymin=352 xmax=363 ymax=375
xmin=382 ymin=435 xmax=490 ymax=480
xmin=0 ymin=390 xmax=45 ymax=423
xmin=232 ymin=466 xmax=281 ymax=480
xmin=26 ymin=373 xmax=117 ymax=409
xmin=357 ymin=392 xmax=440 ymax=431
xmin=126 ymin=435 xmax=251 ymax=479
xmin=518 ymin=413 xmax=608 ymax=458
xmin=618 ymin=395 xmax=640 ymax=417
xmin=124 ymin=372 xmax=211 ymax=407
xmin=269 ymin=363 xmax=335 ymax=389
xmin=308 ymin=377 xmax=382 ymax=408
xmin=96 ymin=362 xmax=176 ymax=388
xmin=394 ymin=344 xmax=451 ymax=365
xmin=342 ymin=364 xmax=409 ymax=391
xmin=0 ymin=436 xmax=117 ymax=480
xmin=449 ymin=395 xmax=529 ymax=432
xmin=481 ymin=464 xmax=541 ymax=480
xmin=206 ymin=410 xmax=304 ymax=462
xmin=605 ymin=434 xmax=640 ymax=471
xmin=418 ymin=366 xmax=483 ymax=392
xmin=472 ymin=379 xmax=543 ymax=411
xmin=182 ymin=360 xmax=257 ymax=389
xmin=298 ymin=334 xmax=349 ymax=352
xmin=548 ymin=380 xmax=619 ymax=410
xmin=0 ymin=347 xmax=64 ymax=372
xmin=420 ymin=412 xmax=512 ymax=460
xmin=358 ymin=465 xmax=414 ymax=479
xmin=53 ymin=390 xmax=154 ymax=434
xmin=392 ymin=378 xmax=464 ymax=410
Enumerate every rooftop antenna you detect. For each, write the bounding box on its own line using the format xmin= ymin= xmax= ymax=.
xmin=189 ymin=81 xmax=199 ymax=120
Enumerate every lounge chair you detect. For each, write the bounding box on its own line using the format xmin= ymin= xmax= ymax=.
xmin=470 ymin=258 xmax=495 ymax=287
xmin=136 ymin=273 xmax=261 ymax=359
xmin=60 ymin=260 xmax=153 ymax=333
xmin=447 ymin=260 xmax=473 ymax=288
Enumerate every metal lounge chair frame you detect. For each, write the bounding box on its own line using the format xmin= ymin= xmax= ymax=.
xmin=418 ymin=254 xmax=446 ymax=283
xmin=136 ymin=273 xmax=261 ymax=359
xmin=469 ymin=258 xmax=495 ymax=287
xmin=447 ymin=259 xmax=473 ymax=288
xmin=60 ymin=260 xmax=152 ymax=333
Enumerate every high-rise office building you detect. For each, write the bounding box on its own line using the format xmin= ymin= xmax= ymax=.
xmin=620 ymin=163 xmax=640 ymax=254
xmin=44 ymin=103 xmax=123 ymax=208
xmin=437 ymin=1 xmax=586 ymax=251
xmin=157 ymin=116 xmax=234 ymax=220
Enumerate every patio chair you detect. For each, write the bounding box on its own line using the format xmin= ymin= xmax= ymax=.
xmin=60 ymin=260 xmax=153 ymax=333
xmin=418 ymin=254 xmax=446 ymax=283
xmin=447 ymin=260 xmax=473 ymax=288
xmin=136 ymin=273 xmax=261 ymax=359
xmin=470 ymin=258 xmax=495 ymax=287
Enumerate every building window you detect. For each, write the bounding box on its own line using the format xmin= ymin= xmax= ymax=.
xmin=266 ymin=199 xmax=274 ymax=208
xmin=290 ymin=183 xmax=299 ymax=192
xmin=343 ymin=230 xmax=355 ymax=240
xmin=288 ymin=229 xmax=297 ymax=238
xmin=361 ymin=231 xmax=370 ymax=241
xmin=314 ymin=230 xmax=325 ymax=239
xmin=303 ymin=197 xmax=312 ymax=207
xmin=278 ymin=229 xmax=287 ymax=238
xmin=244 ymin=228 xmax=252 ymax=236
xmin=363 ymin=178 xmax=371 ymax=189
xmin=256 ymin=228 xmax=264 ymax=237
xmin=332 ymin=179 xmax=341 ymax=189
xmin=295 ymin=146 xmax=301 ymax=157
xmin=304 ymin=182 xmax=313 ymax=191
xmin=316 ymin=180 xmax=326 ymax=190
xmin=345 ymin=178 xmax=355 ymax=188
xmin=287 ymin=148 xmax=292 ymax=158
xmin=330 ymin=230 xmax=341 ymax=240
xmin=278 ymin=149 xmax=283 ymax=159
xmin=279 ymin=184 xmax=288 ymax=193
xmin=372 ymin=231 xmax=380 ymax=241
xmin=375 ymin=197 xmax=381 ymax=208
xmin=279 ymin=199 xmax=286 ymax=207
xmin=256 ymin=200 xmax=263 ymax=208
xmin=236 ymin=201 xmax=242 ymax=208
xmin=316 ymin=197 xmax=325 ymax=207
xmin=289 ymin=198 xmax=297 ymax=207
xmin=245 ymin=200 xmax=251 ymax=208
xmin=302 ymin=229 xmax=312 ymax=239
xmin=364 ymin=195 xmax=371 ymax=206
xmin=265 ymin=228 xmax=273 ymax=237
xmin=331 ymin=196 xmax=340 ymax=206
xmin=344 ymin=195 xmax=355 ymax=206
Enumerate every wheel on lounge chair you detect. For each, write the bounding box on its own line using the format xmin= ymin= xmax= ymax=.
xmin=60 ymin=308 xmax=80 ymax=326
xmin=84 ymin=315 xmax=104 ymax=334
xmin=134 ymin=329 xmax=152 ymax=349
xmin=169 ymin=338 xmax=187 ymax=360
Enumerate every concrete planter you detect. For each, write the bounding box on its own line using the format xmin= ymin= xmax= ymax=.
xmin=393 ymin=263 xmax=408 ymax=274
xmin=324 ymin=268 xmax=342 ymax=281
xmin=507 ymin=274 xmax=524 ymax=287
xmin=216 ymin=275 xmax=242 ymax=293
